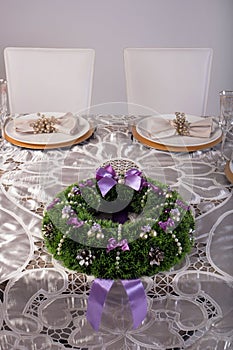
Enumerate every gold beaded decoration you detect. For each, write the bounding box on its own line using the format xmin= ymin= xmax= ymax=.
xmin=31 ymin=113 xmax=57 ymax=134
xmin=173 ymin=112 xmax=190 ymax=136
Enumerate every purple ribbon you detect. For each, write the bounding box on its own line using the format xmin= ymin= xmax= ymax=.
xmin=112 ymin=210 xmax=129 ymax=224
xmin=124 ymin=168 xmax=143 ymax=191
xmin=96 ymin=164 xmax=117 ymax=197
xmin=86 ymin=278 xmax=147 ymax=331
xmin=106 ymin=238 xmax=130 ymax=253
xmin=121 ymin=279 xmax=147 ymax=329
xmin=96 ymin=165 xmax=143 ymax=196
xmin=86 ymin=279 xmax=114 ymax=331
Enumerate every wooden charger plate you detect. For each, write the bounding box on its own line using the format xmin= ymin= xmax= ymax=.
xmin=132 ymin=126 xmax=222 ymax=153
xmin=3 ymin=113 xmax=94 ymax=149
xmin=4 ymin=126 xmax=94 ymax=150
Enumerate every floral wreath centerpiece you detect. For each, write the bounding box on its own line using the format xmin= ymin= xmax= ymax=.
xmin=42 ymin=159 xmax=195 ymax=330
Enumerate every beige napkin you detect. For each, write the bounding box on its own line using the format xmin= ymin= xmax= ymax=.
xmin=140 ymin=116 xmax=214 ymax=139
xmin=14 ymin=112 xmax=81 ymax=135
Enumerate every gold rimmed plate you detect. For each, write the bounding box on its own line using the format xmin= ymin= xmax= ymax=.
xmin=133 ymin=114 xmax=222 ymax=152
xmin=4 ymin=113 xmax=94 ymax=149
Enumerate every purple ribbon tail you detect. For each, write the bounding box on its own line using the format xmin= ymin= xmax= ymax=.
xmin=97 ymin=177 xmax=117 ymax=197
xmin=86 ymin=278 xmax=114 ymax=331
xmin=122 ymin=279 xmax=147 ymax=329
xmin=87 ymin=278 xmax=147 ymax=331
xmin=125 ymin=174 xmax=141 ymax=191
xmin=112 ymin=210 xmax=129 ymax=224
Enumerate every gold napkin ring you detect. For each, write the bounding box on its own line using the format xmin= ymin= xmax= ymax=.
xmin=30 ymin=113 xmax=57 ymax=134
xmin=173 ymin=112 xmax=190 ymax=136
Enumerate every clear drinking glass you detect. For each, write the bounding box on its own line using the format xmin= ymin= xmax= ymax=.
xmin=219 ymin=90 xmax=233 ymax=161
xmin=0 ymin=79 xmax=8 ymax=137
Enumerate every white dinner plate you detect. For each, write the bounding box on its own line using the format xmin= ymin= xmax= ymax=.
xmin=4 ymin=112 xmax=91 ymax=148
xmin=135 ymin=114 xmax=222 ymax=150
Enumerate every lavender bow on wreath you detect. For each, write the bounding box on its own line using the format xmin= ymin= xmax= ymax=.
xmin=106 ymin=237 xmax=130 ymax=253
xmin=96 ymin=164 xmax=143 ymax=197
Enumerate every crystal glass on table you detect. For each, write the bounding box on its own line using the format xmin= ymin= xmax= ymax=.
xmin=219 ymin=90 xmax=233 ymax=162
xmin=0 ymin=79 xmax=8 ymax=138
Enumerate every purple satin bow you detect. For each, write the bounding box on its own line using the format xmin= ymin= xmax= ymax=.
xmin=86 ymin=278 xmax=147 ymax=331
xmin=96 ymin=165 xmax=143 ymax=196
xmin=96 ymin=164 xmax=117 ymax=197
xmin=124 ymin=168 xmax=143 ymax=191
xmin=106 ymin=237 xmax=130 ymax=253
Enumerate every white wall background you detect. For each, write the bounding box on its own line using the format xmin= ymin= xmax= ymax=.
xmin=0 ymin=0 xmax=233 ymax=116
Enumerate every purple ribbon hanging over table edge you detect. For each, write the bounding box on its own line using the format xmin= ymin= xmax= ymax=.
xmin=86 ymin=278 xmax=147 ymax=331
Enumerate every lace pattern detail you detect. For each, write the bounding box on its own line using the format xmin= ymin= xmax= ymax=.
xmin=0 ymin=115 xmax=232 ymax=349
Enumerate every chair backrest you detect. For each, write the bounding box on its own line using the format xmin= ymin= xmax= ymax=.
xmin=124 ymin=48 xmax=213 ymax=116
xmin=4 ymin=47 xmax=95 ymax=114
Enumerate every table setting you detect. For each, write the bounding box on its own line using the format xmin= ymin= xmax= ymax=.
xmin=132 ymin=112 xmax=222 ymax=152
xmin=0 ymin=85 xmax=233 ymax=349
xmin=3 ymin=112 xmax=95 ymax=149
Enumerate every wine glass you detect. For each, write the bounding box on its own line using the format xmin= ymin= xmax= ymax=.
xmin=0 ymin=79 xmax=8 ymax=138
xmin=219 ymin=90 xmax=233 ymax=163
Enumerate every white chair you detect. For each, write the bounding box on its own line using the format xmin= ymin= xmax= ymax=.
xmin=4 ymin=47 xmax=95 ymax=114
xmin=124 ymin=48 xmax=213 ymax=116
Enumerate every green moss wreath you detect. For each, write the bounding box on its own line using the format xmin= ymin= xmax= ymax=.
xmin=42 ymin=163 xmax=194 ymax=279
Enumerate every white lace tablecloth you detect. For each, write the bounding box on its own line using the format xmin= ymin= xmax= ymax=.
xmin=0 ymin=115 xmax=232 ymax=350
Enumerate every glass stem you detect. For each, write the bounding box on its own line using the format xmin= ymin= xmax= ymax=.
xmin=220 ymin=129 xmax=227 ymax=159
